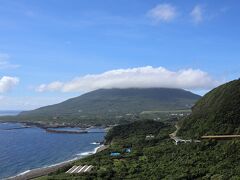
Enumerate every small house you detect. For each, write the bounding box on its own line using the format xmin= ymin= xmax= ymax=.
xmin=146 ymin=134 xmax=155 ymax=140
xmin=125 ymin=148 xmax=131 ymax=153
xmin=110 ymin=152 xmax=121 ymax=156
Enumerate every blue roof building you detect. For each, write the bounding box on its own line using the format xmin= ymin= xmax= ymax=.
xmin=110 ymin=152 xmax=121 ymax=156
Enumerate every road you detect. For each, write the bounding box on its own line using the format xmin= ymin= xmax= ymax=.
xmin=169 ymin=124 xmax=200 ymax=145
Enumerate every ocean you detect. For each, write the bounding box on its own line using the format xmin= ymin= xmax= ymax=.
xmin=0 ymin=122 xmax=106 ymax=179
xmin=0 ymin=110 xmax=21 ymax=116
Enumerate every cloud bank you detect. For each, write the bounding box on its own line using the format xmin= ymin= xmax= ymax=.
xmin=191 ymin=5 xmax=203 ymax=24
xmin=0 ymin=76 xmax=19 ymax=93
xmin=36 ymin=66 xmax=219 ymax=93
xmin=147 ymin=4 xmax=177 ymax=23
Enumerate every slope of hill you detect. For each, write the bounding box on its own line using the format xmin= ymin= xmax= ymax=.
xmin=39 ymin=120 xmax=240 ymax=179
xmin=178 ymin=79 xmax=240 ymax=138
xmin=14 ymin=88 xmax=200 ymax=125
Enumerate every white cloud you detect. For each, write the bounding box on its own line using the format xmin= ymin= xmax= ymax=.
xmin=36 ymin=81 xmax=63 ymax=92
xmin=191 ymin=5 xmax=203 ymax=24
xmin=0 ymin=53 xmax=20 ymax=69
xmin=0 ymin=76 xmax=19 ymax=93
xmin=36 ymin=66 xmax=219 ymax=93
xmin=147 ymin=4 xmax=177 ymax=23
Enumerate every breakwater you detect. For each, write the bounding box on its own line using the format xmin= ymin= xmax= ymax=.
xmin=45 ymin=128 xmax=88 ymax=134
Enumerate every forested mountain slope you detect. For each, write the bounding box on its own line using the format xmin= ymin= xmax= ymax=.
xmin=13 ymin=88 xmax=200 ymax=125
xmin=178 ymin=79 xmax=240 ymax=137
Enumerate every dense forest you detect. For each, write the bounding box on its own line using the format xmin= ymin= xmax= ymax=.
xmin=178 ymin=79 xmax=240 ymax=138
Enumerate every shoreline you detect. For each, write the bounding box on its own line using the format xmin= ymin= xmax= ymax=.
xmin=0 ymin=121 xmax=110 ymax=135
xmin=7 ymin=145 xmax=107 ymax=180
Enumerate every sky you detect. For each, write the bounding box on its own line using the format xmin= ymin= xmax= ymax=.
xmin=0 ymin=0 xmax=240 ymax=110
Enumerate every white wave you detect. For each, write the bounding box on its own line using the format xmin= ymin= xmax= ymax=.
xmin=6 ymin=170 xmax=31 ymax=179
xmin=76 ymin=149 xmax=95 ymax=156
xmin=91 ymin=142 xmax=101 ymax=145
xmin=77 ymin=145 xmax=103 ymax=156
xmin=46 ymin=157 xmax=79 ymax=168
xmin=18 ymin=170 xmax=31 ymax=175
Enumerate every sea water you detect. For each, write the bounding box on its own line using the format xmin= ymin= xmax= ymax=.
xmin=0 ymin=110 xmax=21 ymax=116
xmin=0 ymin=122 xmax=105 ymax=179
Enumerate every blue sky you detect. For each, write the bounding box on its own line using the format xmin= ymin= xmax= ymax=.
xmin=0 ymin=0 xmax=240 ymax=110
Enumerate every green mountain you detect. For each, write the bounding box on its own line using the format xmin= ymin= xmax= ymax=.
xmin=178 ymin=79 xmax=240 ymax=138
xmin=30 ymin=81 xmax=240 ymax=180
xmin=15 ymin=88 xmax=200 ymax=125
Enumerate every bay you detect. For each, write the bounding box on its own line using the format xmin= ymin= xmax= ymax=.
xmin=0 ymin=122 xmax=105 ymax=179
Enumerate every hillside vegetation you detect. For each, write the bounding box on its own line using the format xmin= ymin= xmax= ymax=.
xmin=34 ymin=80 xmax=240 ymax=179
xmin=39 ymin=120 xmax=240 ymax=179
xmin=8 ymin=88 xmax=200 ymax=125
xmin=178 ymin=79 xmax=240 ymax=138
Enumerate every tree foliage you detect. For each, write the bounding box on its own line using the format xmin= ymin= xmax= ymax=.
xmin=41 ymin=120 xmax=240 ymax=179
